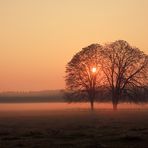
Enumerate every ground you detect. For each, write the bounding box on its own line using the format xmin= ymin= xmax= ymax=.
xmin=0 ymin=109 xmax=148 ymax=148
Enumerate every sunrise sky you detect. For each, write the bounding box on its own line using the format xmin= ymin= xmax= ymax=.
xmin=0 ymin=0 xmax=148 ymax=91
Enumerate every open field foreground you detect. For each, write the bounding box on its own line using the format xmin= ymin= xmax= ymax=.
xmin=0 ymin=103 xmax=148 ymax=148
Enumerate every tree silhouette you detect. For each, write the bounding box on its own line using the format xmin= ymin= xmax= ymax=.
xmin=65 ymin=44 xmax=103 ymax=110
xmin=102 ymin=40 xmax=148 ymax=110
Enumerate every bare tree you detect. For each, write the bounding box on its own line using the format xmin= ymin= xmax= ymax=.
xmin=102 ymin=40 xmax=148 ymax=110
xmin=65 ymin=44 xmax=103 ymax=110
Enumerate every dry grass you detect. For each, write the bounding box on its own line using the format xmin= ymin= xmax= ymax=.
xmin=0 ymin=109 xmax=148 ymax=148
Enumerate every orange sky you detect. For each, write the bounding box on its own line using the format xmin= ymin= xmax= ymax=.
xmin=0 ymin=0 xmax=148 ymax=91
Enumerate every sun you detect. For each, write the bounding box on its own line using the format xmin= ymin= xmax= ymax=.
xmin=92 ymin=67 xmax=97 ymax=73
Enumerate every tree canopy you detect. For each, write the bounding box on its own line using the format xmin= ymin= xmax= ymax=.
xmin=102 ymin=40 xmax=148 ymax=110
xmin=65 ymin=40 xmax=148 ymax=110
xmin=65 ymin=44 xmax=103 ymax=110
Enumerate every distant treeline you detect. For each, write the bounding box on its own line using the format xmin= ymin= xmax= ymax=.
xmin=0 ymin=87 xmax=147 ymax=103
xmin=0 ymin=90 xmax=65 ymax=103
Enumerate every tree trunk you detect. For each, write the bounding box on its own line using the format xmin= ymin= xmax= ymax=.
xmin=90 ymin=100 xmax=94 ymax=111
xmin=113 ymin=102 xmax=118 ymax=111
xmin=88 ymin=89 xmax=95 ymax=111
xmin=112 ymin=93 xmax=119 ymax=111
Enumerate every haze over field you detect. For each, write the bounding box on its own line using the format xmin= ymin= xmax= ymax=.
xmin=0 ymin=0 xmax=148 ymax=91
xmin=0 ymin=103 xmax=148 ymax=112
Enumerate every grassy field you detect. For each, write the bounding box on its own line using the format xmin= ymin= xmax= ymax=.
xmin=0 ymin=106 xmax=148 ymax=148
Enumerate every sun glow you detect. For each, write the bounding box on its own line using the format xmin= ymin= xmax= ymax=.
xmin=92 ymin=67 xmax=97 ymax=73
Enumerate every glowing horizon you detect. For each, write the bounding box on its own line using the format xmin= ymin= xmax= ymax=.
xmin=0 ymin=0 xmax=148 ymax=91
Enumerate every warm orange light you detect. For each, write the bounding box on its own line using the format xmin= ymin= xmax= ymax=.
xmin=92 ymin=67 xmax=97 ymax=73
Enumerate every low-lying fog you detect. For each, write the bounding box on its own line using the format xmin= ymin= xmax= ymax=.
xmin=0 ymin=102 xmax=147 ymax=111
